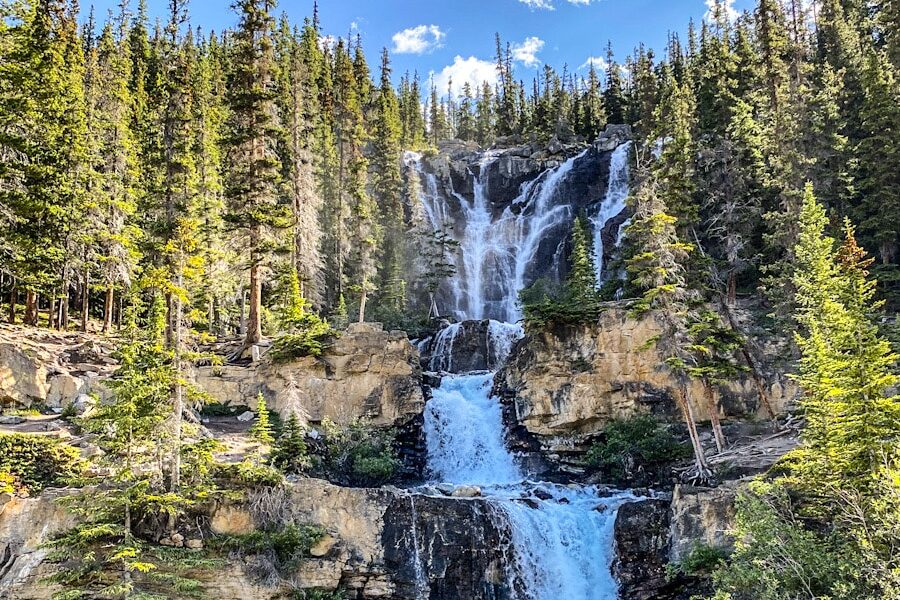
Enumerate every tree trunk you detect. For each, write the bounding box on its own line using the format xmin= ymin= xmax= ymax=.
xmin=674 ymin=383 xmax=710 ymax=476
xmin=704 ymin=382 xmax=726 ymax=453
xmin=8 ymin=285 xmax=16 ymax=324
xmin=48 ymin=295 xmax=56 ymax=329
xmin=169 ymin=267 xmax=185 ymax=491
xmin=246 ymin=262 xmax=263 ymax=346
xmin=358 ymin=288 xmax=367 ymax=324
xmin=60 ymin=284 xmax=69 ymax=331
xmin=103 ymin=286 xmax=114 ymax=333
xmin=719 ymin=300 xmax=777 ymax=420
xmin=81 ymin=268 xmax=90 ymax=332
xmin=24 ymin=291 xmax=38 ymax=326
xmin=117 ymin=293 xmax=124 ymax=330
xmin=239 ymin=288 xmax=247 ymax=336
xmin=726 ymin=271 xmax=737 ymax=306
xmin=164 ymin=292 xmax=174 ymax=347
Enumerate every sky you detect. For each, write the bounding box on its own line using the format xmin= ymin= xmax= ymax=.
xmin=80 ymin=0 xmax=758 ymax=93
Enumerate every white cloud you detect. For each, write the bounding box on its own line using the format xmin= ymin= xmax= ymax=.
xmin=431 ymin=56 xmax=499 ymax=97
xmin=518 ymin=0 xmax=555 ymax=9
xmin=512 ymin=36 xmax=545 ymax=68
xmin=579 ymin=56 xmax=609 ymax=71
xmin=518 ymin=0 xmax=600 ymax=8
xmin=392 ymin=25 xmax=446 ymax=55
xmin=704 ymin=0 xmax=739 ymax=22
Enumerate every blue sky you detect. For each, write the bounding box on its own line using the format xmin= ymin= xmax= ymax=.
xmin=81 ymin=0 xmax=756 ymax=91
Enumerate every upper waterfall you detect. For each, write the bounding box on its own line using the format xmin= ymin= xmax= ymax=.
xmin=591 ymin=141 xmax=632 ymax=281
xmin=406 ymin=142 xmax=627 ymax=323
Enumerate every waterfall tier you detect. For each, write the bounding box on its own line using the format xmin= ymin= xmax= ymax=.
xmin=407 ymin=142 xmax=629 ymax=322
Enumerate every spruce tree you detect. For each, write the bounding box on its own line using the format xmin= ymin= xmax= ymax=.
xmin=224 ymin=0 xmax=289 ymax=348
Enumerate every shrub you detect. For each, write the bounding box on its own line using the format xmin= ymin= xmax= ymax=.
xmin=667 ymin=543 xmax=728 ymax=580
xmin=313 ymin=421 xmax=401 ymax=487
xmin=214 ymin=523 xmax=325 ymax=575
xmin=249 ymin=393 xmax=274 ymax=445
xmin=293 ymin=590 xmax=347 ymax=600
xmin=0 ymin=433 xmax=86 ymax=494
xmin=519 ymin=278 xmax=606 ymax=329
xmin=214 ymin=459 xmax=284 ymax=489
xmin=586 ymin=415 xmax=689 ymax=482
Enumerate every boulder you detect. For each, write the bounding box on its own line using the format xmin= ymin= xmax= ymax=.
xmin=0 ymin=343 xmax=49 ymax=408
xmin=0 ymin=415 xmax=25 ymax=425
xmin=72 ymin=393 xmax=96 ymax=417
xmin=669 ymin=483 xmax=738 ymax=562
xmin=594 ymin=124 xmax=633 ymax=151
xmin=236 ymin=410 xmax=255 ymax=422
xmin=192 ymin=326 xmax=424 ymax=429
xmin=450 ymin=485 xmax=482 ymax=498
xmin=613 ymin=499 xmax=673 ymax=600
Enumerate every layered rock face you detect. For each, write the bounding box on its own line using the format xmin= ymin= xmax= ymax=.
xmin=0 ymin=480 xmax=517 ymax=600
xmin=498 ymin=307 xmax=797 ymax=440
xmin=193 ymin=323 xmax=424 ymax=428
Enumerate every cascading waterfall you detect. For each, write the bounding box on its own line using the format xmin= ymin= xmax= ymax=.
xmin=419 ymin=329 xmax=635 ymax=600
xmin=407 ymin=149 xmax=592 ymax=322
xmin=591 ymin=141 xmax=632 ymax=281
xmin=407 ymin=141 xmax=638 ymax=598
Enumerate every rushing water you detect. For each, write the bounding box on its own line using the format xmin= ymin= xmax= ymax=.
xmin=409 ymin=141 xmax=636 ymax=599
xmin=421 ymin=321 xmax=635 ymax=600
xmin=406 ymin=149 xmax=594 ymax=322
xmin=591 ymin=141 xmax=632 ymax=281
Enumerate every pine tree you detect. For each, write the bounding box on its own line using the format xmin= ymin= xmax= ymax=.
xmin=603 ymin=43 xmax=627 ymax=124
xmin=371 ymin=49 xmax=406 ymax=313
xmin=566 ymin=215 xmax=599 ymax=304
xmin=792 ymin=185 xmax=900 ymax=490
xmin=224 ymin=0 xmax=289 ymax=348
xmin=249 ymin=392 xmax=275 ymax=444
xmin=270 ymin=412 xmax=310 ymax=473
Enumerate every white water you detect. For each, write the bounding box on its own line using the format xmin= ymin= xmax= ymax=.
xmin=426 ymin=320 xmax=524 ymax=373
xmin=423 ymin=369 xmax=635 ymax=599
xmin=591 ymin=142 xmax=632 ymax=281
xmin=407 ymin=149 xmax=591 ymax=322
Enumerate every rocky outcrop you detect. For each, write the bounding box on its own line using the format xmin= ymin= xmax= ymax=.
xmin=0 ymin=490 xmax=77 ymax=599
xmin=193 ymin=323 xmax=424 ymax=429
xmin=0 ymin=325 xmax=114 ymax=410
xmin=498 ymin=307 xmax=797 ymax=440
xmin=669 ymin=483 xmax=738 ymax=562
xmin=1 ymin=480 xmax=520 ymax=600
xmin=613 ymin=499 xmax=674 ymax=600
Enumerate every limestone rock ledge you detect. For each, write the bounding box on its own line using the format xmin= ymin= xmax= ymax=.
xmin=0 ymin=480 xmax=518 ymax=600
xmin=498 ymin=307 xmax=798 ymax=440
xmin=193 ymin=323 xmax=424 ymax=428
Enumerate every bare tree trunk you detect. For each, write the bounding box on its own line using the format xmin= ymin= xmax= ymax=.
xmin=239 ymin=289 xmax=247 ymax=337
xmin=117 ymin=293 xmax=124 ymax=330
xmin=60 ymin=283 xmax=69 ymax=331
xmin=726 ymin=271 xmax=737 ymax=306
xmin=704 ymin=382 xmax=726 ymax=454
xmin=48 ymin=295 xmax=56 ymax=329
xmin=358 ymin=288 xmax=367 ymax=324
xmin=675 ymin=383 xmax=710 ymax=477
xmin=103 ymin=286 xmax=114 ymax=333
xmin=719 ymin=300 xmax=777 ymax=420
xmin=169 ymin=275 xmax=184 ymax=491
xmin=8 ymin=285 xmax=16 ymax=324
xmin=246 ymin=260 xmax=263 ymax=345
xmin=81 ymin=268 xmax=90 ymax=332
xmin=24 ymin=290 xmax=38 ymax=326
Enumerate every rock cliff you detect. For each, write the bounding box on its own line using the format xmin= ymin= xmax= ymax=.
xmin=195 ymin=323 xmax=425 ymax=429
xmin=498 ymin=307 xmax=797 ymax=441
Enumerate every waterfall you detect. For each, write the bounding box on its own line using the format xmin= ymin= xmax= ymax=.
xmin=591 ymin=141 xmax=632 ymax=281
xmin=407 ymin=149 xmax=591 ymax=322
xmin=422 ymin=351 xmax=634 ymax=600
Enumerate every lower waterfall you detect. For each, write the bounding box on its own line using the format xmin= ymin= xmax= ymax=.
xmin=418 ymin=329 xmax=636 ymax=600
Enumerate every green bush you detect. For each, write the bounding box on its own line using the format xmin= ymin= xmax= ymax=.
xmin=667 ymin=543 xmax=728 ymax=580
xmin=710 ymin=480 xmax=870 ymax=600
xmin=214 ymin=523 xmax=325 ymax=574
xmin=293 ymin=590 xmax=347 ymax=600
xmin=213 ymin=459 xmax=284 ymax=489
xmin=519 ymin=278 xmax=606 ymax=328
xmin=313 ymin=421 xmax=401 ymax=487
xmin=586 ymin=415 xmax=689 ymax=481
xmin=0 ymin=433 xmax=86 ymax=494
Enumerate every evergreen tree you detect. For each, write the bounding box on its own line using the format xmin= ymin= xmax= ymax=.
xmin=224 ymin=0 xmax=289 ymax=348
xmin=249 ymin=392 xmax=275 ymax=445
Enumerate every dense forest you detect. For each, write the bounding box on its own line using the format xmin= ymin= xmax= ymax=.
xmin=1 ymin=0 xmax=899 ymax=598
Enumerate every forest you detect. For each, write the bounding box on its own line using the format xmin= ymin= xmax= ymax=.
xmin=0 ymin=0 xmax=899 ymax=598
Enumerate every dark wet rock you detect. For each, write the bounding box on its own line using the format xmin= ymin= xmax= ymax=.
xmin=613 ymin=499 xmax=679 ymax=600
xmin=383 ymin=495 xmax=514 ymax=600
